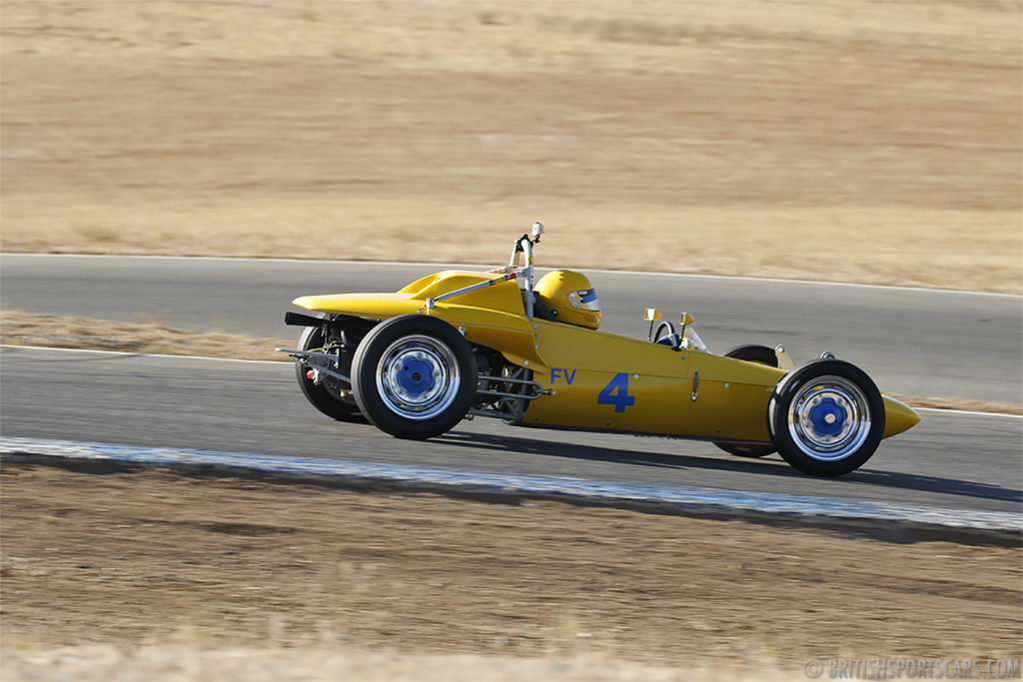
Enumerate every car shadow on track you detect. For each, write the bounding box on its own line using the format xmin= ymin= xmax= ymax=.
xmin=437 ymin=430 xmax=809 ymax=478
xmin=837 ymin=469 xmax=1021 ymax=505
xmin=436 ymin=430 xmax=1021 ymax=505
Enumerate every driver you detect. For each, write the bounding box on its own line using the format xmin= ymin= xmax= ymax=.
xmin=534 ymin=270 xmax=601 ymax=330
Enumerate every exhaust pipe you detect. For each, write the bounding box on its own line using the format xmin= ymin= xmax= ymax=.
xmin=285 ymin=311 xmax=324 ymax=328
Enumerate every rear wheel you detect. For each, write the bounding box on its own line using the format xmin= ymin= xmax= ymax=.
xmin=768 ymin=359 xmax=885 ymax=477
xmin=295 ymin=325 xmax=365 ymax=423
xmin=352 ymin=315 xmax=477 ymax=439
xmin=713 ymin=345 xmax=778 ymax=458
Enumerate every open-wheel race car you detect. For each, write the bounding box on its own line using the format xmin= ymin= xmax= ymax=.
xmin=279 ymin=223 xmax=920 ymax=476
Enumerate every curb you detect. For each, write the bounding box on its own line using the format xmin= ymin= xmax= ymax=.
xmin=2 ymin=437 xmax=1019 ymax=546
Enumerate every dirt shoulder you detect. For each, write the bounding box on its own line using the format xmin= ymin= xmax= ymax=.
xmin=2 ymin=463 xmax=1020 ymax=675
xmin=2 ymin=0 xmax=1020 ymax=293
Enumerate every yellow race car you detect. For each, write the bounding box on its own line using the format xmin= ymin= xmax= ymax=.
xmin=279 ymin=223 xmax=920 ymax=477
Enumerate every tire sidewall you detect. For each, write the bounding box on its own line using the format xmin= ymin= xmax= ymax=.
xmin=352 ymin=314 xmax=477 ymax=439
xmin=296 ymin=324 xmax=365 ymax=422
xmin=723 ymin=344 xmax=778 ymax=367
xmin=768 ymin=359 xmax=885 ymax=476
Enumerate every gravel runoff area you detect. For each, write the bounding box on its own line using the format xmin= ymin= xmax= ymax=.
xmin=1 ymin=463 xmax=1020 ymax=681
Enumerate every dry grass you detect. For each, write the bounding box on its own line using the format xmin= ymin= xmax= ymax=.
xmin=1 ymin=0 xmax=1020 ymax=292
xmin=0 ymin=311 xmax=288 ymax=362
xmin=3 ymin=311 xmax=1021 ymax=415
xmin=887 ymin=393 xmax=1023 ymax=417
xmin=0 ymin=644 xmax=786 ymax=682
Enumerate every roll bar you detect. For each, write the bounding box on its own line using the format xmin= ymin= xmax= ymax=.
xmin=425 ymin=222 xmax=544 ymax=318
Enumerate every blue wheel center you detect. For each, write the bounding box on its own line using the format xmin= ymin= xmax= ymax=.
xmin=396 ymin=357 xmax=436 ymax=396
xmin=808 ymin=398 xmax=847 ymax=437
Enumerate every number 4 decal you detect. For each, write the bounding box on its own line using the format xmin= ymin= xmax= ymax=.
xmin=597 ymin=373 xmax=635 ymax=413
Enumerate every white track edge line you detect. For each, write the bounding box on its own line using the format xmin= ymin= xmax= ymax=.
xmin=3 ymin=252 xmax=1017 ymax=298
xmin=2 ymin=436 xmax=1018 ymax=532
xmin=915 ymin=407 xmax=1023 ymax=419
xmin=3 ymin=344 xmax=1021 ymax=419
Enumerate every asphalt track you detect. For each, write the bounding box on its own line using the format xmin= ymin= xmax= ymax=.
xmin=1 ymin=255 xmax=1020 ymax=514
xmin=1 ymin=347 xmax=1020 ymax=513
xmin=2 ymin=254 xmax=1021 ymax=405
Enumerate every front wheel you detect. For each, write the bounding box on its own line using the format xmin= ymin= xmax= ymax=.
xmin=768 ymin=359 xmax=885 ymax=477
xmin=714 ymin=344 xmax=778 ymax=459
xmin=351 ymin=315 xmax=477 ymax=439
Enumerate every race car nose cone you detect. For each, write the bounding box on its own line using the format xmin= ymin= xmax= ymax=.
xmin=882 ymin=396 xmax=922 ymax=438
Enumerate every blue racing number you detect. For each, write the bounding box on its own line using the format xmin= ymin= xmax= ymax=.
xmin=597 ymin=373 xmax=635 ymax=413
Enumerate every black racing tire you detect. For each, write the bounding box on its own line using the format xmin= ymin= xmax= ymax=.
xmin=713 ymin=345 xmax=778 ymax=458
xmin=351 ymin=315 xmax=477 ymax=440
xmin=296 ymin=326 xmax=366 ymax=423
xmin=768 ymin=359 xmax=885 ymax=477
xmin=722 ymin=344 xmax=777 ymax=367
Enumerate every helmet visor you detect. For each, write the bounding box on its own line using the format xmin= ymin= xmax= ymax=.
xmin=568 ymin=288 xmax=600 ymax=311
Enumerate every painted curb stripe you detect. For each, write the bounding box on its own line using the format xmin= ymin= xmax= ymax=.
xmin=2 ymin=437 xmax=1019 ymax=533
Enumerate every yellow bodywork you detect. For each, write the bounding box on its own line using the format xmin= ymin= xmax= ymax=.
xmin=293 ymin=270 xmax=920 ymax=444
xmin=880 ymin=395 xmax=922 ymax=438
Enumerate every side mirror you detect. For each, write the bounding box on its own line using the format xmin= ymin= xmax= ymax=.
xmin=679 ymin=313 xmax=694 ymax=345
xmin=531 ymin=221 xmax=544 ymax=242
xmin=645 ymin=308 xmax=663 ymax=342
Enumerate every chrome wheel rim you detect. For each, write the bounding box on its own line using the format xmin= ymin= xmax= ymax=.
xmin=375 ymin=335 xmax=460 ymax=420
xmin=787 ymin=375 xmax=871 ymax=461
